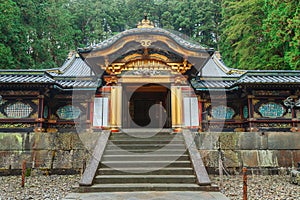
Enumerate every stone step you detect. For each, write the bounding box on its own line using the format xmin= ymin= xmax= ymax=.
xmin=106 ymin=143 xmax=186 ymax=150
xmin=108 ymin=139 xmax=184 ymax=145
xmin=110 ymin=132 xmax=182 ymax=139
xmin=114 ymin=129 xmax=173 ymax=134
xmin=102 ymin=154 xmax=189 ymax=161
xmin=101 ymin=160 xmax=192 ymax=168
xmin=77 ymin=130 xmax=216 ymax=193
xmin=109 ymin=136 xmax=183 ymax=141
xmin=76 ymin=183 xmax=218 ymax=193
xmin=98 ymin=167 xmax=195 ymax=175
xmin=104 ymin=149 xmax=188 ymax=155
xmin=94 ymin=175 xmax=196 ymax=184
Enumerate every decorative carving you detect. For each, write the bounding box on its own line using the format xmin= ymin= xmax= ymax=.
xmin=104 ymin=75 xmax=118 ymax=85
xmin=283 ymin=96 xmax=300 ymax=112
xmin=137 ymin=13 xmax=154 ymax=28
xmin=56 ymin=105 xmax=81 ymax=120
xmin=168 ymin=59 xmax=192 ymax=73
xmin=258 ymin=102 xmax=285 ymax=118
xmin=211 ymin=105 xmax=235 ymax=119
xmin=140 ymin=40 xmax=152 ymax=47
xmin=253 ymin=90 xmax=290 ymax=96
xmin=132 ymin=69 xmax=160 ymax=76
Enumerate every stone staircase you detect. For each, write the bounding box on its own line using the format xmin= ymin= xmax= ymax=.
xmin=77 ymin=129 xmax=218 ymax=192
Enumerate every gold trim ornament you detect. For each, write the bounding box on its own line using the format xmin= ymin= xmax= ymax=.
xmin=137 ymin=13 xmax=154 ymax=28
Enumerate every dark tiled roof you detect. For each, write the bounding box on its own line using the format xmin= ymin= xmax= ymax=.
xmin=55 ymin=79 xmax=100 ymax=88
xmin=79 ymin=27 xmax=206 ymax=52
xmin=191 ymin=78 xmax=237 ymax=90
xmin=49 ymin=54 xmax=95 ymax=77
xmin=200 ymin=54 xmax=245 ymax=77
xmin=0 ymin=73 xmax=99 ymax=89
xmin=0 ymin=54 xmax=100 ymax=90
xmin=0 ymin=73 xmax=54 ymax=84
xmin=237 ymin=74 xmax=300 ymax=84
xmin=199 ymin=80 xmax=236 ymax=88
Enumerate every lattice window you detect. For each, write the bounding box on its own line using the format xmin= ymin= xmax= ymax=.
xmin=4 ymin=102 xmax=33 ymax=118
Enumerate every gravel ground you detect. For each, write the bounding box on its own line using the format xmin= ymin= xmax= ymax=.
xmin=211 ymin=175 xmax=300 ymax=200
xmin=0 ymin=174 xmax=299 ymax=199
xmin=0 ymin=174 xmax=80 ymax=200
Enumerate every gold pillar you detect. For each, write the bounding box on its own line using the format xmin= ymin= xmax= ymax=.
xmin=171 ymin=86 xmax=177 ymax=126
xmin=175 ymin=86 xmax=182 ymax=128
xmin=116 ymin=86 xmax=122 ymax=128
xmin=110 ymin=86 xmax=117 ymax=131
xmin=110 ymin=86 xmax=122 ymax=131
xmin=171 ymin=85 xmax=182 ymax=131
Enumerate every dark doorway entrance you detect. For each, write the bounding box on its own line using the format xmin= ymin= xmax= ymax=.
xmin=122 ymin=84 xmax=171 ymax=128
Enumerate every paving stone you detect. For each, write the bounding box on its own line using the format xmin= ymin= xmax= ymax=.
xmin=63 ymin=191 xmax=229 ymax=200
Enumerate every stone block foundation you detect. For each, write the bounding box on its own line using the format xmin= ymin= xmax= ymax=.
xmin=0 ymin=131 xmax=300 ymax=175
xmin=197 ymin=132 xmax=300 ymax=174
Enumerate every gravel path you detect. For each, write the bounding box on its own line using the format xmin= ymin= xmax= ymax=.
xmin=0 ymin=174 xmax=299 ymax=199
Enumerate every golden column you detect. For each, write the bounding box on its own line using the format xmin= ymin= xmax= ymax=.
xmin=116 ymin=85 xmax=122 ymax=128
xmin=110 ymin=85 xmax=122 ymax=132
xmin=171 ymin=85 xmax=183 ymax=132
xmin=171 ymin=86 xmax=177 ymax=126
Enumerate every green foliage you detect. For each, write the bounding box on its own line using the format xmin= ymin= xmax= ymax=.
xmin=0 ymin=0 xmax=33 ymax=69
xmin=15 ymin=0 xmax=75 ymax=69
xmin=220 ymin=0 xmax=299 ymax=70
xmin=220 ymin=0 xmax=266 ymax=69
xmin=263 ymin=0 xmax=300 ymax=70
xmin=0 ymin=0 xmax=298 ymax=70
xmin=25 ymin=168 xmax=31 ymax=177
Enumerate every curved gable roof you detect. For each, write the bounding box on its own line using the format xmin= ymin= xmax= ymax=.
xmin=79 ymin=27 xmax=206 ymax=53
xmin=78 ymin=27 xmax=213 ymax=75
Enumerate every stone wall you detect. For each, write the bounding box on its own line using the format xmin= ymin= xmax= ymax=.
xmin=196 ymin=132 xmax=300 ymax=174
xmin=1 ymin=131 xmax=300 ymax=175
xmin=0 ymin=131 xmax=102 ymax=174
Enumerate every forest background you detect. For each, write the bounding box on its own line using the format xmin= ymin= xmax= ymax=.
xmin=0 ymin=0 xmax=299 ymax=70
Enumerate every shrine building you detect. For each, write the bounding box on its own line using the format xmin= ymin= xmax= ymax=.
xmin=0 ymin=18 xmax=300 ymax=176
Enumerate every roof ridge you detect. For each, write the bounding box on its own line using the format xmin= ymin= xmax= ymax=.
xmin=57 ymin=52 xmax=77 ymax=74
xmin=78 ymin=27 xmax=206 ymax=53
